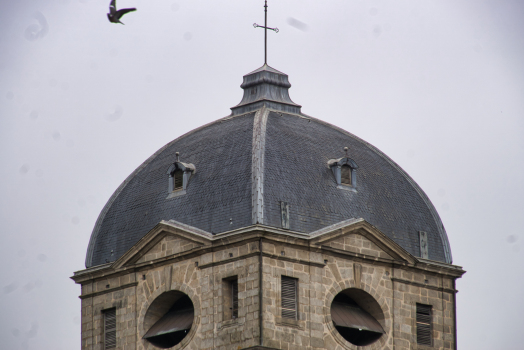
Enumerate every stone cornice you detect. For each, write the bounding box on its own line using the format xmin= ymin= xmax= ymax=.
xmin=197 ymin=252 xmax=326 ymax=270
xmin=391 ymin=277 xmax=457 ymax=294
xmin=72 ymin=219 xmax=465 ymax=285
xmin=413 ymin=259 xmax=465 ymax=278
xmin=321 ymin=245 xmax=405 ymax=266
xmin=78 ymin=282 xmax=138 ymax=300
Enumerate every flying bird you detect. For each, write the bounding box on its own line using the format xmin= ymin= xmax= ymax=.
xmin=107 ymin=0 xmax=136 ymax=25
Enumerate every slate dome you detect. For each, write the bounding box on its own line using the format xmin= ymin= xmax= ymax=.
xmin=86 ymin=65 xmax=452 ymax=267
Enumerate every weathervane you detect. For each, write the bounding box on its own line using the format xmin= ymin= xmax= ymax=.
xmin=253 ymin=0 xmax=279 ymax=65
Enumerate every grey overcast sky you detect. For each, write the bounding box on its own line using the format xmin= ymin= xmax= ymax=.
xmin=1 ymin=0 xmax=523 ymax=349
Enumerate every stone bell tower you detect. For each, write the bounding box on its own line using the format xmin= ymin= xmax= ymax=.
xmin=72 ymin=3 xmax=464 ymax=346
xmin=72 ymin=60 xmax=464 ymax=350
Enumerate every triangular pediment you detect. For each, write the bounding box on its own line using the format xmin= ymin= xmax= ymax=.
xmin=134 ymin=234 xmax=200 ymax=264
xmin=310 ymin=218 xmax=417 ymax=264
xmin=323 ymin=233 xmax=395 ymax=260
xmin=112 ymin=220 xmax=213 ymax=269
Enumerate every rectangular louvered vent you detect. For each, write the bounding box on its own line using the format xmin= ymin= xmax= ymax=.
xmin=416 ymin=303 xmax=432 ymax=346
xmin=104 ymin=308 xmax=116 ymax=349
xmin=281 ymin=276 xmax=298 ymax=320
xmin=173 ymin=170 xmax=183 ymax=190
xmin=231 ymin=279 xmax=239 ymax=319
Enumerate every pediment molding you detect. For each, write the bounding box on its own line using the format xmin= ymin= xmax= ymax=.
xmin=73 ymin=219 xmax=464 ymax=284
xmin=112 ymin=220 xmax=212 ymax=269
xmin=309 ymin=218 xmax=417 ymax=265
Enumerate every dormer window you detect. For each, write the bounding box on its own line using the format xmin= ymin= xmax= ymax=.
xmin=328 ymin=147 xmax=358 ymax=192
xmin=166 ymin=152 xmax=196 ymax=199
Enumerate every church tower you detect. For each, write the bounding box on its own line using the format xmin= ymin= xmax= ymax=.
xmin=71 ymin=6 xmax=465 ymax=350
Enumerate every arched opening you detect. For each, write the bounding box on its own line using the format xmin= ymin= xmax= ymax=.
xmin=143 ymin=291 xmax=194 ymax=349
xmin=331 ymin=288 xmax=385 ymax=347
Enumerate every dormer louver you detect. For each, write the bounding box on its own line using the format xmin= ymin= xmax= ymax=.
xmin=166 ymin=155 xmax=196 ymax=198
xmin=328 ymin=157 xmax=359 ymax=190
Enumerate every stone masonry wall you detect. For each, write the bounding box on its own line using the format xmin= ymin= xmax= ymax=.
xmin=78 ymin=232 xmax=456 ymax=350
xmin=80 ymin=274 xmax=137 ymax=350
xmin=326 ymin=234 xmax=394 ymax=260
xmin=260 ymin=235 xmax=455 ymax=350
xmin=390 ymin=269 xmax=455 ymax=350
xmin=135 ymin=235 xmax=201 ymax=264
xmin=80 ymin=240 xmax=262 ymax=350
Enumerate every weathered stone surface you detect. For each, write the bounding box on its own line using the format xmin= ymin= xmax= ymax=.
xmin=73 ymin=221 xmax=463 ymax=350
xmin=136 ymin=235 xmax=200 ymax=264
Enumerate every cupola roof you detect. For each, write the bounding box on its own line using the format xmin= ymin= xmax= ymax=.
xmin=231 ymin=64 xmax=301 ymax=115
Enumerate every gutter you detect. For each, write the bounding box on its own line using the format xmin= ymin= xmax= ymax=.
xmin=453 ymin=278 xmax=458 ymax=350
xmin=259 ymin=237 xmax=263 ymax=346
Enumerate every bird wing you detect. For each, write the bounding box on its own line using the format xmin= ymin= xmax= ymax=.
xmin=109 ymin=0 xmax=117 ymax=15
xmin=115 ymin=8 xmax=137 ymax=19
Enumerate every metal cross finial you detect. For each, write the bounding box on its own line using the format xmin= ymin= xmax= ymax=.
xmin=253 ymin=0 xmax=279 ymax=65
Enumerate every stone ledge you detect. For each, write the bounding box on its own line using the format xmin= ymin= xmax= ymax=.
xmin=322 ymin=245 xmax=403 ymax=265
xmin=198 ymin=252 xmax=260 ymax=269
xmin=79 ymin=282 xmax=138 ymax=299
xmin=218 ymin=318 xmax=244 ymax=330
xmin=391 ymin=277 xmax=457 ymax=294
xmin=198 ymin=252 xmax=326 ymax=270
xmin=166 ymin=189 xmax=186 ymax=200
xmin=262 ymin=253 xmax=326 ymax=268
xmin=337 ymin=184 xmax=358 ymax=193
xmin=275 ymin=317 xmax=305 ymax=330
